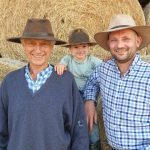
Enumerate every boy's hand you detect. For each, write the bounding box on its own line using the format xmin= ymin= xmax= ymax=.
xmin=54 ymin=64 xmax=67 ymax=75
xmin=103 ymin=55 xmax=112 ymax=62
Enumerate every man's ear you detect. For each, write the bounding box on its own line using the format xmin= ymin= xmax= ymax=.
xmin=136 ymin=36 xmax=142 ymax=48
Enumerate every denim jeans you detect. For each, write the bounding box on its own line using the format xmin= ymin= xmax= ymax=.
xmin=89 ymin=124 xmax=100 ymax=144
xmin=89 ymin=124 xmax=101 ymax=150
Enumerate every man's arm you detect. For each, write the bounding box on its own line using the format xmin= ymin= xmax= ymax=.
xmin=0 ymin=81 xmax=8 ymax=150
xmin=84 ymin=67 xmax=100 ymax=132
xmin=84 ymin=100 xmax=97 ymax=132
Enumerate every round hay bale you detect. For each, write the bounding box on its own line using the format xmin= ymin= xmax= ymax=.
xmin=144 ymin=2 xmax=150 ymax=26
xmin=0 ymin=0 xmax=146 ymax=64
xmin=0 ymin=58 xmax=26 ymax=81
xmin=144 ymin=2 xmax=150 ymax=54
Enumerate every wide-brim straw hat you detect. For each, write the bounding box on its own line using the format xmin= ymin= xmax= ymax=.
xmin=94 ymin=14 xmax=150 ymax=51
xmin=63 ymin=28 xmax=97 ymax=47
xmin=7 ymin=18 xmax=66 ymax=45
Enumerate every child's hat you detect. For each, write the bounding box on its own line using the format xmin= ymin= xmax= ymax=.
xmin=63 ymin=28 xmax=97 ymax=47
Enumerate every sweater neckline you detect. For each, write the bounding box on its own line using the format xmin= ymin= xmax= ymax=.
xmin=22 ymin=67 xmax=56 ymax=97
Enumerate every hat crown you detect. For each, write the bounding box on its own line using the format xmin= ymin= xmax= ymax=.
xmin=7 ymin=18 xmax=66 ymax=45
xmin=94 ymin=14 xmax=150 ymax=51
xmin=22 ymin=18 xmax=54 ymax=38
xmin=108 ymin=14 xmax=136 ymax=30
xmin=68 ymin=28 xmax=90 ymax=44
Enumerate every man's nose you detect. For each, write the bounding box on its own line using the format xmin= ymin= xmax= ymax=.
xmin=117 ymin=40 xmax=124 ymax=48
xmin=35 ymin=45 xmax=41 ymax=52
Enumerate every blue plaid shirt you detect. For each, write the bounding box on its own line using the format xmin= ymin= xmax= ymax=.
xmin=84 ymin=54 xmax=150 ymax=150
xmin=25 ymin=64 xmax=53 ymax=93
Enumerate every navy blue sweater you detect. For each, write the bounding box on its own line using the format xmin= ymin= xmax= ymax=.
xmin=0 ymin=67 xmax=89 ymax=150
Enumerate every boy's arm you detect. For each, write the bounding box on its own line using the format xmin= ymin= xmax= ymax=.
xmin=91 ymin=55 xmax=111 ymax=68
xmin=54 ymin=55 xmax=70 ymax=75
xmin=84 ymin=67 xmax=100 ymax=132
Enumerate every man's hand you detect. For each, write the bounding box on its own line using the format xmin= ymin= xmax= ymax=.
xmin=84 ymin=100 xmax=97 ymax=132
xmin=54 ymin=64 xmax=67 ymax=75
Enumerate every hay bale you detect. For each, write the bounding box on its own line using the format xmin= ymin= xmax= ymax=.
xmin=144 ymin=2 xmax=150 ymax=54
xmin=0 ymin=58 xmax=26 ymax=81
xmin=144 ymin=1 xmax=150 ymax=24
xmin=0 ymin=0 xmax=145 ymax=64
xmin=97 ymin=100 xmax=111 ymax=150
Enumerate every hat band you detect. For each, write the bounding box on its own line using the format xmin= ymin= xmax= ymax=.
xmin=22 ymin=32 xmax=54 ymax=38
xmin=110 ymin=25 xmax=130 ymax=29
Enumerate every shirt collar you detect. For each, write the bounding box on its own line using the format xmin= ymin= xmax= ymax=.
xmin=112 ymin=53 xmax=141 ymax=76
xmin=25 ymin=64 xmax=53 ymax=80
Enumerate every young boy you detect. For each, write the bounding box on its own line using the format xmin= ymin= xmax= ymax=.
xmin=55 ymin=28 xmax=102 ymax=150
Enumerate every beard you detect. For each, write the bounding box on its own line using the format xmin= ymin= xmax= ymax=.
xmin=111 ymin=47 xmax=136 ymax=63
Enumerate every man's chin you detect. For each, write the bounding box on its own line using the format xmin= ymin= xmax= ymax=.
xmin=116 ymin=58 xmax=130 ymax=63
xmin=114 ymin=56 xmax=128 ymax=62
xmin=31 ymin=61 xmax=46 ymax=67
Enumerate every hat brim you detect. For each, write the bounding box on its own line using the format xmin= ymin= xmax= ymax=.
xmin=7 ymin=37 xmax=66 ymax=45
xmin=94 ymin=26 xmax=150 ymax=51
xmin=62 ymin=42 xmax=97 ymax=48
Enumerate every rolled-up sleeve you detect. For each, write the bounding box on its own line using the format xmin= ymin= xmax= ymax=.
xmin=84 ymin=66 xmax=100 ymax=101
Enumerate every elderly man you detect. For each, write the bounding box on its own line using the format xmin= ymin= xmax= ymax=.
xmin=84 ymin=14 xmax=150 ymax=150
xmin=0 ymin=18 xmax=89 ymax=150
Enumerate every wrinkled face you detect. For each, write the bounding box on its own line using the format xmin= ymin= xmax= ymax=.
xmin=21 ymin=39 xmax=54 ymax=69
xmin=69 ymin=43 xmax=89 ymax=61
xmin=108 ymin=29 xmax=142 ymax=63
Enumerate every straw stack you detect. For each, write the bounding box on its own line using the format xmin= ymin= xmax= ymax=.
xmin=144 ymin=2 xmax=150 ymax=54
xmin=0 ymin=58 xmax=26 ymax=81
xmin=0 ymin=0 xmax=145 ymax=64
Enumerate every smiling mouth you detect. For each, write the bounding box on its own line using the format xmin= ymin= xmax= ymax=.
xmin=33 ymin=54 xmax=44 ymax=57
xmin=115 ymin=48 xmax=128 ymax=53
xmin=77 ymin=52 xmax=86 ymax=55
xmin=32 ymin=55 xmax=44 ymax=59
